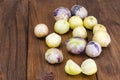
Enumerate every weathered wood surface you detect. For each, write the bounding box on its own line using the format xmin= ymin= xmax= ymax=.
xmin=0 ymin=0 xmax=28 ymax=80
xmin=0 ymin=0 xmax=120 ymax=80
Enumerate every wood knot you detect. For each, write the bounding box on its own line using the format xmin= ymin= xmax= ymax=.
xmin=42 ymin=72 xmax=55 ymax=80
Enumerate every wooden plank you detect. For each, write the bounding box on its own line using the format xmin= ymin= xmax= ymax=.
xmin=27 ymin=0 xmax=97 ymax=80
xmin=93 ymin=0 xmax=120 ymax=80
xmin=77 ymin=0 xmax=120 ymax=80
xmin=0 ymin=0 xmax=28 ymax=80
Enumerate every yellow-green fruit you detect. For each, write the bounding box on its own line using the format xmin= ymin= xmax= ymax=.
xmin=92 ymin=31 xmax=111 ymax=47
xmin=65 ymin=59 xmax=82 ymax=75
xmin=84 ymin=16 xmax=98 ymax=30
xmin=93 ymin=24 xmax=107 ymax=34
xmin=69 ymin=16 xmax=83 ymax=29
xmin=54 ymin=20 xmax=70 ymax=34
xmin=46 ymin=33 xmax=61 ymax=48
xmin=72 ymin=26 xmax=87 ymax=38
xmin=81 ymin=58 xmax=97 ymax=75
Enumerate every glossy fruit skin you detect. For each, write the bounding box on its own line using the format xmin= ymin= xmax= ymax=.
xmin=92 ymin=31 xmax=111 ymax=47
xmin=54 ymin=20 xmax=70 ymax=34
xmin=65 ymin=37 xmax=86 ymax=54
xmin=34 ymin=24 xmax=48 ymax=38
xmin=69 ymin=16 xmax=83 ymax=29
xmin=71 ymin=5 xmax=88 ymax=19
xmin=85 ymin=41 xmax=102 ymax=57
xmin=72 ymin=26 xmax=87 ymax=38
xmin=84 ymin=16 xmax=98 ymax=30
xmin=54 ymin=7 xmax=71 ymax=21
xmin=81 ymin=58 xmax=97 ymax=75
xmin=46 ymin=33 xmax=61 ymax=48
xmin=65 ymin=59 xmax=82 ymax=75
xmin=93 ymin=24 xmax=107 ymax=34
xmin=45 ymin=48 xmax=64 ymax=64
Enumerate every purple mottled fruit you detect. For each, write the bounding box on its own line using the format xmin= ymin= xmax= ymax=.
xmin=88 ymin=41 xmax=99 ymax=51
xmin=54 ymin=7 xmax=71 ymax=20
xmin=45 ymin=48 xmax=64 ymax=64
xmin=71 ymin=5 xmax=81 ymax=15
xmin=65 ymin=37 xmax=86 ymax=54
xmin=85 ymin=41 xmax=102 ymax=57
xmin=71 ymin=5 xmax=88 ymax=19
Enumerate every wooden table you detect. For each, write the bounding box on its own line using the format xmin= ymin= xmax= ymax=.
xmin=0 ymin=0 xmax=120 ymax=80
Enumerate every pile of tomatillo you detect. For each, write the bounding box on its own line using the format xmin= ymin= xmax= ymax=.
xmin=34 ymin=5 xmax=111 ymax=76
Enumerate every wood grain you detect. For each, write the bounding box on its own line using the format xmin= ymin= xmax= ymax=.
xmin=28 ymin=0 xmax=120 ymax=80
xmin=0 ymin=0 xmax=120 ymax=80
xmin=0 ymin=0 xmax=28 ymax=80
xmin=28 ymin=0 xmax=96 ymax=80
